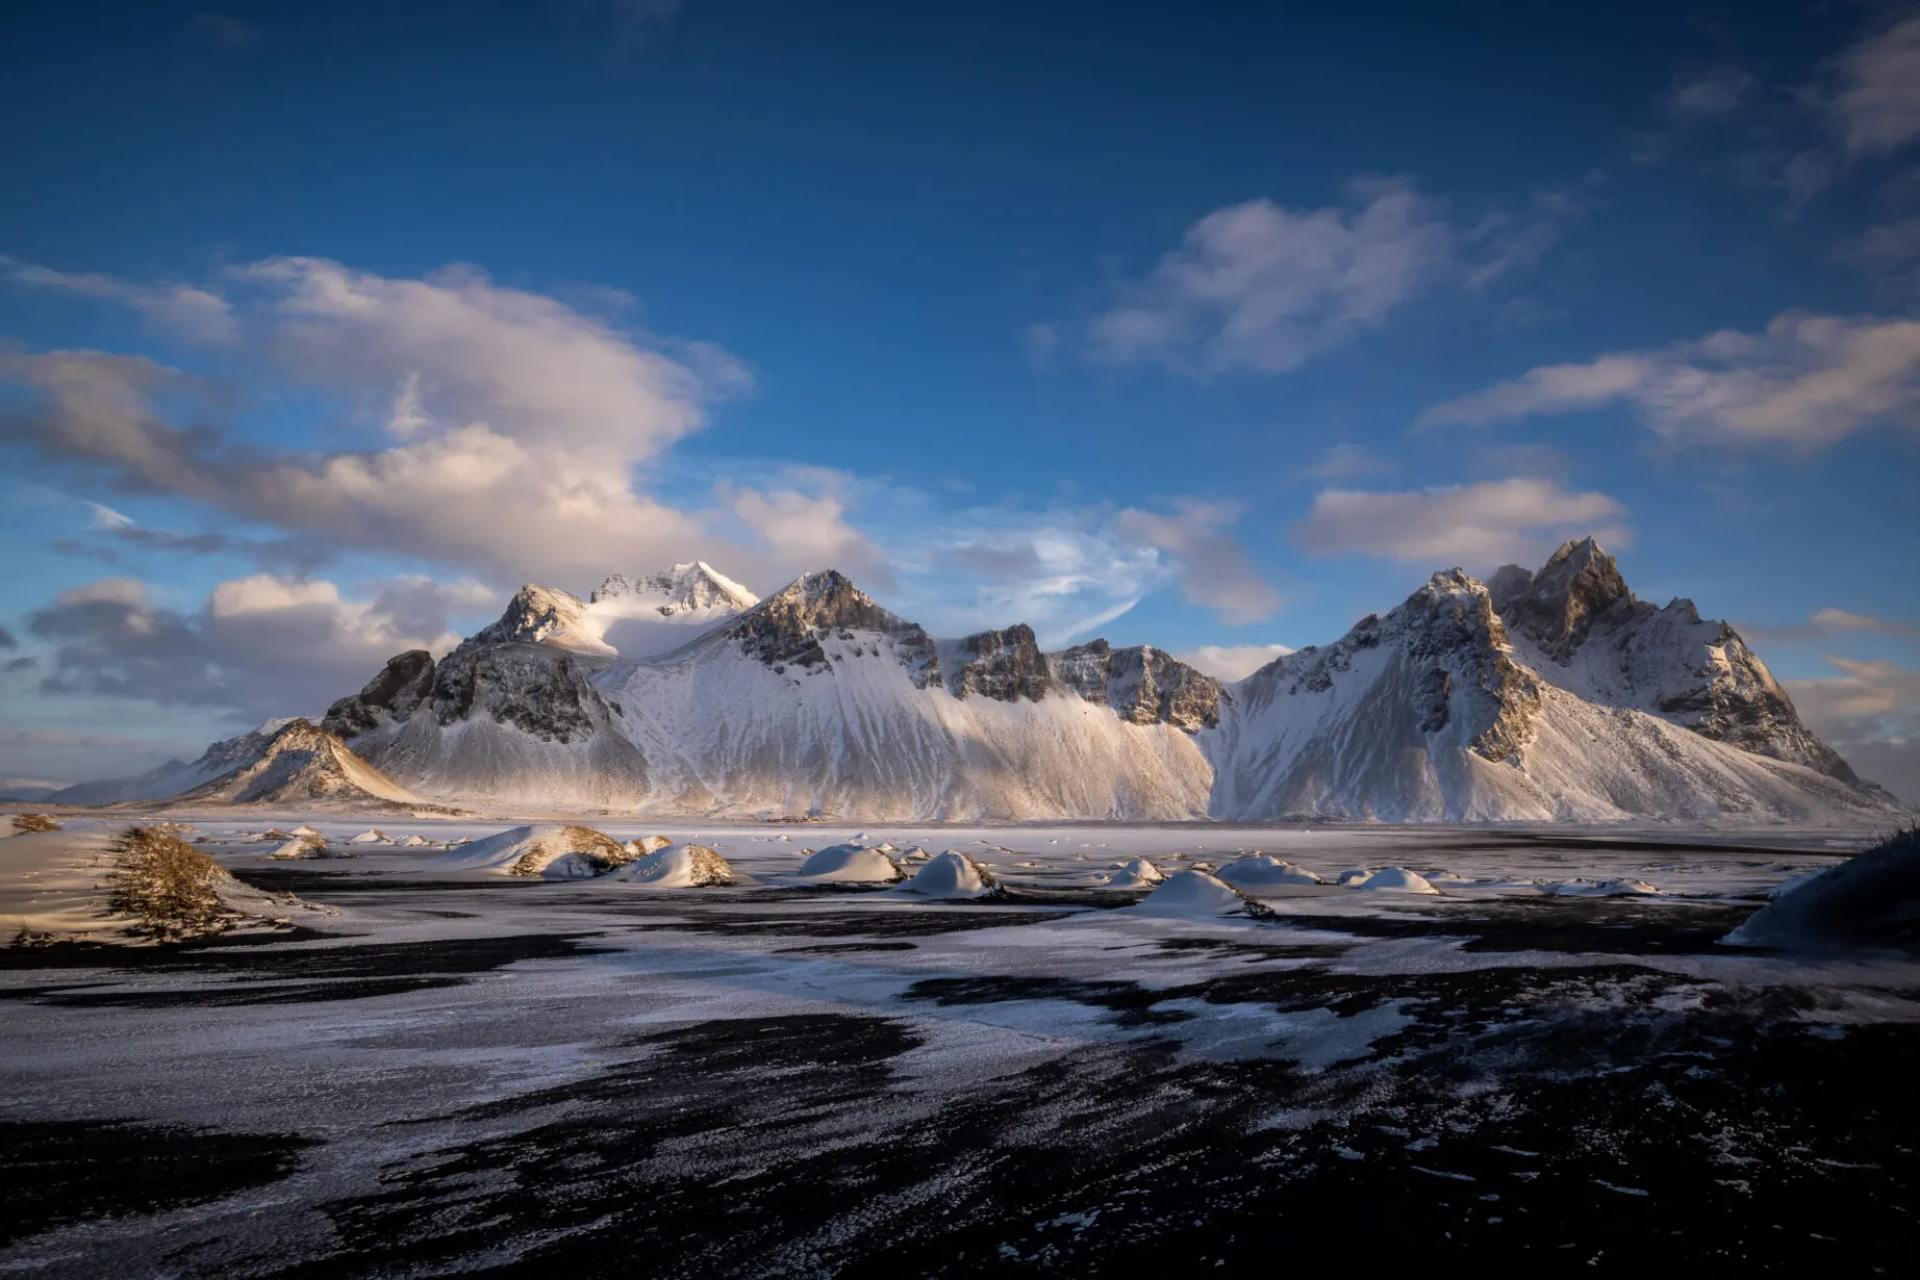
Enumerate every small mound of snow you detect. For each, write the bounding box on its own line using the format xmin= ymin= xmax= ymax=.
xmin=400 ymin=834 xmax=431 ymax=847
xmin=290 ymin=825 xmax=322 ymax=838
xmin=1217 ymin=856 xmax=1323 ymax=888
xmin=348 ymin=829 xmax=390 ymax=845
xmin=1725 ymin=828 xmax=1920 ymax=950
xmin=1347 ymin=867 xmax=1439 ymax=894
xmin=896 ymin=851 xmax=1003 ymax=901
xmin=794 ymin=843 xmax=904 ymax=883
xmin=1335 ymin=867 xmax=1370 ymax=885
xmin=625 ymin=834 xmax=672 ymax=857
xmin=1551 ymin=878 xmax=1661 ymax=897
xmin=607 ymin=843 xmax=739 ymax=888
xmin=1101 ymin=858 xmax=1165 ymax=889
xmin=1129 ymin=870 xmax=1274 ymax=919
xmin=268 ymin=835 xmax=334 ymax=861
xmin=436 ymin=823 xmax=627 ymax=877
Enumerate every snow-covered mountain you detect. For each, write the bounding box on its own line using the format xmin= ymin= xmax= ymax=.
xmin=49 ymin=719 xmax=303 ymax=805
xmin=50 ymin=718 xmax=429 ymax=810
xmin=63 ymin=548 xmax=1911 ymax=822
xmin=170 ymin=719 xmax=426 ymax=808
xmin=590 ymin=561 xmax=758 ymax=622
xmin=1209 ymin=562 xmax=1890 ymax=822
xmin=1488 ymin=538 xmax=1861 ymax=782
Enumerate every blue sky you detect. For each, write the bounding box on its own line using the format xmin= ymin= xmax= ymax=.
xmin=1 ymin=0 xmax=1917 ymax=797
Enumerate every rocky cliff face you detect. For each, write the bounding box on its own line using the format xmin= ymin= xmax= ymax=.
xmin=727 ymin=571 xmax=940 ymax=688
xmin=1491 ymin=539 xmax=1864 ymax=784
xmin=944 ymin=625 xmax=1050 ymax=702
xmin=1048 ymin=640 xmax=1224 ymax=732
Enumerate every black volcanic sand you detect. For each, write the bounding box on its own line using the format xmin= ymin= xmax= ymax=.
xmin=272 ymin=992 xmax=1916 ymax=1276
xmin=0 ymin=854 xmax=1914 ymax=1276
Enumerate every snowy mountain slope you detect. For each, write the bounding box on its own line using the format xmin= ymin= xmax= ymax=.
xmin=1489 ymin=539 xmax=1865 ymax=785
xmin=606 ymin=572 xmax=1214 ymax=819
xmin=49 ymin=719 xmax=301 ymax=805
xmin=1206 ymin=568 xmax=1895 ymax=823
xmin=64 ymin=548 xmax=1906 ymax=824
xmin=468 ymin=584 xmax=616 ymax=656
xmin=590 ymin=561 xmax=757 ymax=621
xmin=170 ymin=719 xmax=426 ymax=808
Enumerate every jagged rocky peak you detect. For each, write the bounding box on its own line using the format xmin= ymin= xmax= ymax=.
xmin=325 ymin=637 xmax=623 ymax=747
xmin=1497 ymin=537 xmax=1633 ymax=662
xmin=729 ymin=570 xmax=939 ymax=685
xmin=1049 ymin=638 xmax=1223 ymax=732
xmin=1488 ymin=539 xmax=1867 ymax=785
xmin=945 ymin=625 xmax=1051 ymax=702
xmin=591 ymin=561 xmax=758 ymax=617
xmin=1254 ymin=569 xmax=1542 ymax=763
xmin=467 ymin=584 xmax=614 ymax=656
xmin=324 ymin=650 xmax=436 ymax=738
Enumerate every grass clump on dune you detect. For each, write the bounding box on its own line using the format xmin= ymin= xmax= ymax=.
xmin=108 ymin=826 xmax=240 ymax=942
xmin=12 ymin=813 xmax=61 ymax=834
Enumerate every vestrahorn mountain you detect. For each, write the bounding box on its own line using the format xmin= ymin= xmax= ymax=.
xmin=58 ymin=540 xmax=1904 ymax=822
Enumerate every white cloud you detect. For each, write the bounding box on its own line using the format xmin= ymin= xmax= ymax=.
xmin=1667 ymin=66 xmax=1754 ymax=117
xmin=26 ymin=573 xmax=490 ymax=720
xmin=85 ymin=501 xmax=132 ymax=530
xmin=1831 ymin=15 xmax=1920 ymax=158
xmin=1785 ymin=656 xmax=1920 ymax=803
xmin=1111 ymin=500 xmax=1280 ymax=625
xmin=0 ymin=256 xmax=887 ymax=591
xmin=1750 ymin=607 xmax=1920 ymax=644
xmin=1082 ymin=177 xmax=1582 ymax=375
xmin=0 ymin=255 xmax=236 ymax=343
xmin=721 ymin=478 xmax=886 ymax=589
xmin=1296 ymin=442 xmax=1391 ymax=481
xmin=1291 ymin=478 xmax=1629 ymax=567
xmin=1415 ymin=311 xmax=1920 ymax=447
xmin=1840 ymin=215 xmax=1920 ymax=296
xmin=1090 ymin=178 xmax=1457 ymax=374
xmin=1175 ymin=643 xmax=1294 ymax=683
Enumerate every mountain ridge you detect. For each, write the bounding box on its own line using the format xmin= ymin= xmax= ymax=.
xmin=57 ymin=542 xmax=1908 ymax=822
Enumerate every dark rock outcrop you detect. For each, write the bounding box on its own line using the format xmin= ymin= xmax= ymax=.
xmin=945 ymin=625 xmax=1050 ymax=702
xmin=1048 ymin=640 xmax=1223 ymax=732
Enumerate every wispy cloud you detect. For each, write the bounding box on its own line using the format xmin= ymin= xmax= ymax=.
xmin=1784 ymin=655 xmax=1920 ymax=802
xmin=1829 ymin=14 xmax=1920 ymax=158
xmin=1174 ymin=643 xmax=1294 ymax=683
xmin=1415 ymin=311 xmax=1920 ymax=448
xmin=1666 ymin=66 xmax=1755 ymax=118
xmin=1290 ymin=477 xmax=1629 ymax=568
xmin=1071 ymin=176 xmax=1583 ymax=376
xmin=1745 ymin=607 xmax=1920 ymax=644
xmin=1 ymin=254 xmax=236 ymax=343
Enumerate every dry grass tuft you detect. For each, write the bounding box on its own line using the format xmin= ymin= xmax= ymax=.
xmin=12 ymin=813 xmax=61 ymax=834
xmin=108 ymin=826 xmax=239 ymax=941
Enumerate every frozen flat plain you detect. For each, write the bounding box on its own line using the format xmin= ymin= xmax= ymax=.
xmin=3 ymin=817 xmax=1917 ymax=1275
